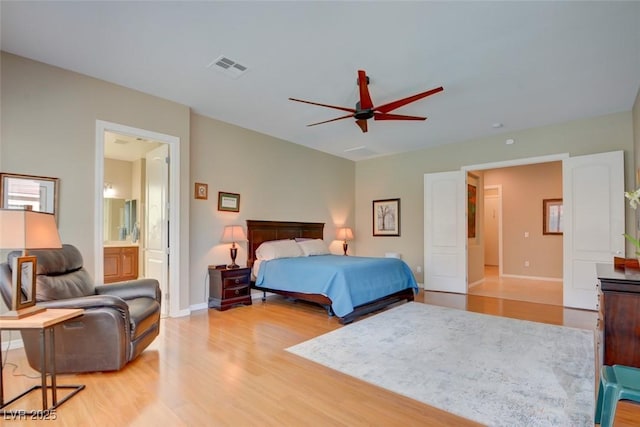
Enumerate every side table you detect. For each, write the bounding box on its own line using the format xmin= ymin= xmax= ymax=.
xmin=0 ymin=308 xmax=85 ymax=414
xmin=208 ymin=266 xmax=252 ymax=310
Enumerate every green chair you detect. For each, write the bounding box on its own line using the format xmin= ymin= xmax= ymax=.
xmin=595 ymin=364 xmax=640 ymax=427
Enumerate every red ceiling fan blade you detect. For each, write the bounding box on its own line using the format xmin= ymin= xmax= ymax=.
xmin=289 ymin=98 xmax=356 ymax=113
xmin=307 ymin=113 xmax=355 ymax=127
xmin=357 ymin=70 xmax=373 ymax=110
xmin=356 ymin=119 xmax=368 ymax=133
xmin=374 ymin=113 xmax=427 ymax=121
xmin=374 ymin=86 xmax=443 ymax=114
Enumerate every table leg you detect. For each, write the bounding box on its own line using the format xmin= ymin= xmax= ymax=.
xmin=49 ymin=328 xmax=57 ymax=406
xmin=0 ymin=332 xmax=4 ymax=406
xmin=40 ymin=328 xmax=47 ymax=410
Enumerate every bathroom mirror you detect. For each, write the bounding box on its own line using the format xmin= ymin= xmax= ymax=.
xmin=0 ymin=173 xmax=59 ymax=223
xmin=104 ymin=198 xmax=137 ymax=242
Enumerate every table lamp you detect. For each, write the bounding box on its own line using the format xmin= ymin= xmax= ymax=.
xmin=0 ymin=208 xmax=62 ymax=318
xmin=220 ymin=225 xmax=247 ymax=269
xmin=336 ymin=227 xmax=354 ymax=256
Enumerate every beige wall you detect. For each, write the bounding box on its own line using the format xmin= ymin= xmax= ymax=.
xmin=356 ymin=112 xmax=635 ymax=283
xmin=2 ymin=51 xmax=636 ymax=311
xmin=1 ymin=52 xmax=356 ymax=311
xmin=483 ymin=162 xmax=563 ymax=279
xmin=104 ymin=158 xmax=133 ymax=200
xmin=189 ymin=113 xmax=355 ymax=305
xmin=634 ymin=87 xmax=640 ymax=183
xmin=630 ymin=87 xmax=640 ymax=254
xmin=1 ymin=52 xmax=192 ymax=312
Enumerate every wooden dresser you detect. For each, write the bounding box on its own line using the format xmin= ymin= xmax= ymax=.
xmin=596 ymin=263 xmax=640 ymax=368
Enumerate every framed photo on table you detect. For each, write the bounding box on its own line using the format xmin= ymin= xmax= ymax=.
xmin=13 ymin=255 xmax=37 ymax=311
xmin=372 ymin=198 xmax=400 ymax=236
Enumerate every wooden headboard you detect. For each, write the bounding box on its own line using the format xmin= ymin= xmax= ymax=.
xmin=246 ymin=220 xmax=324 ymax=267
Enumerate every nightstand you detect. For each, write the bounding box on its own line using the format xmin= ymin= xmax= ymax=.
xmin=208 ymin=266 xmax=252 ymax=310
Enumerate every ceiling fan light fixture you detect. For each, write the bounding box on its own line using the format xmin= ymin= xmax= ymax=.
xmin=289 ymin=69 xmax=443 ymax=133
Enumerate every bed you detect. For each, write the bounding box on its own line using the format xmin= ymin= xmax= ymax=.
xmin=247 ymin=220 xmax=417 ymax=324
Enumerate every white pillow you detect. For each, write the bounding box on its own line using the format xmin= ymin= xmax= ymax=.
xmin=255 ymin=239 xmax=303 ymax=260
xmin=297 ymin=239 xmax=331 ymax=256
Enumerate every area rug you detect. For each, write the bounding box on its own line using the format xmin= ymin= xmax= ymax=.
xmin=286 ymin=302 xmax=594 ymax=426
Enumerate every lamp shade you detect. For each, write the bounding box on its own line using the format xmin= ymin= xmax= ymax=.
xmin=221 ymin=225 xmax=247 ymax=243
xmin=336 ymin=227 xmax=354 ymax=241
xmin=0 ymin=209 xmax=62 ymax=249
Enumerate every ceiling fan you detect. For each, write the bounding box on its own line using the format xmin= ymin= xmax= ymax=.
xmin=289 ymin=70 xmax=443 ymax=133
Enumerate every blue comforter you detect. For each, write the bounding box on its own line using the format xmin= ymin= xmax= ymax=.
xmin=255 ymin=255 xmax=418 ymax=317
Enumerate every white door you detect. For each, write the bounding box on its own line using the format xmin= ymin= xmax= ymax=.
xmin=424 ymin=171 xmax=467 ymax=293
xmin=563 ymin=150 xmax=624 ymax=310
xmin=145 ymin=144 xmax=169 ymax=316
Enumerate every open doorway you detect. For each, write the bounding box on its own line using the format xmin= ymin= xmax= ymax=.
xmin=425 ymin=151 xmax=624 ymax=311
xmin=467 ymin=164 xmax=563 ymax=306
xmin=95 ymin=120 xmax=181 ymax=318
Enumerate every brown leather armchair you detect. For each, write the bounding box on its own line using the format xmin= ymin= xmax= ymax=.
xmin=0 ymin=244 xmax=161 ymax=373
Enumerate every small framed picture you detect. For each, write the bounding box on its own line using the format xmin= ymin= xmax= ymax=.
xmin=13 ymin=255 xmax=37 ymax=311
xmin=373 ymin=198 xmax=400 ymax=236
xmin=194 ymin=183 xmax=208 ymax=200
xmin=218 ymin=192 xmax=240 ymax=212
xmin=543 ymin=198 xmax=563 ymax=235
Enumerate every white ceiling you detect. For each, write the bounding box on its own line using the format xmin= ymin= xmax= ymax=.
xmin=2 ymin=1 xmax=639 ymax=161
xmin=104 ymin=131 xmax=163 ymax=161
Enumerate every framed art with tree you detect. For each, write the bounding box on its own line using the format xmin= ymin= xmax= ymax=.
xmin=373 ymin=198 xmax=400 ymax=236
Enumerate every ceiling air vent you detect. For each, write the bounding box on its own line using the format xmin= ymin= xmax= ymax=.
xmin=207 ymin=55 xmax=249 ymax=79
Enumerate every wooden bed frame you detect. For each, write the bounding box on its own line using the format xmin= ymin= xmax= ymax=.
xmin=247 ymin=220 xmax=415 ymax=324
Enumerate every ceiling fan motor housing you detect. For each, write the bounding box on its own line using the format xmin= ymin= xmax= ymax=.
xmin=354 ymin=101 xmax=374 ymax=120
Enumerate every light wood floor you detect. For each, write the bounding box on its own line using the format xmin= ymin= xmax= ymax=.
xmin=2 ymin=291 xmax=639 ymax=426
xmin=469 ymin=265 xmax=563 ymax=306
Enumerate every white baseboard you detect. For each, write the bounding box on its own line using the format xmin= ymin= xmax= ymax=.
xmin=1 ymin=335 xmax=24 ymax=351
xmin=188 ymin=303 xmax=207 ymax=313
xmin=500 ymin=274 xmax=562 ymax=282
xmin=468 ymin=279 xmax=484 ymax=287
xmin=251 ymin=290 xmax=276 ymax=300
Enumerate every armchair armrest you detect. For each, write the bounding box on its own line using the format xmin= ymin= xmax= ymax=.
xmin=36 ymin=294 xmax=129 ymax=312
xmin=95 ymin=278 xmax=161 ymax=302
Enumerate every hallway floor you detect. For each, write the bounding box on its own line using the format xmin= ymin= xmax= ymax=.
xmin=468 ymin=266 xmax=563 ymax=306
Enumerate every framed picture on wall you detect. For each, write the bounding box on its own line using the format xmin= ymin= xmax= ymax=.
xmin=467 ymin=173 xmax=479 ymax=241
xmin=372 ymin=198 xmax=400 ymax=236
xmin=0 ymin=172 xmax=59 ymax=223
xmin=194 ymin=182 xmax=208 ymax=200
xmin=218 ymin=192 xmax=240 ymax=212
xmin=543 ymin=198 xmax=563 ymax=235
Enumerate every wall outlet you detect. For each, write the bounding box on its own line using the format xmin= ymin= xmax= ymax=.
xmin=524 ymin=260 xmax=530 ymax=267
xmin=416 ymin=266 xmax=422 ymax=273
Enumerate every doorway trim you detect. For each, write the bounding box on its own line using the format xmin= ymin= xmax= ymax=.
xmin=95 ymin=120 xmax=182 ymax=317
xmin=462 ymin=153 xmax=568 ymax=172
